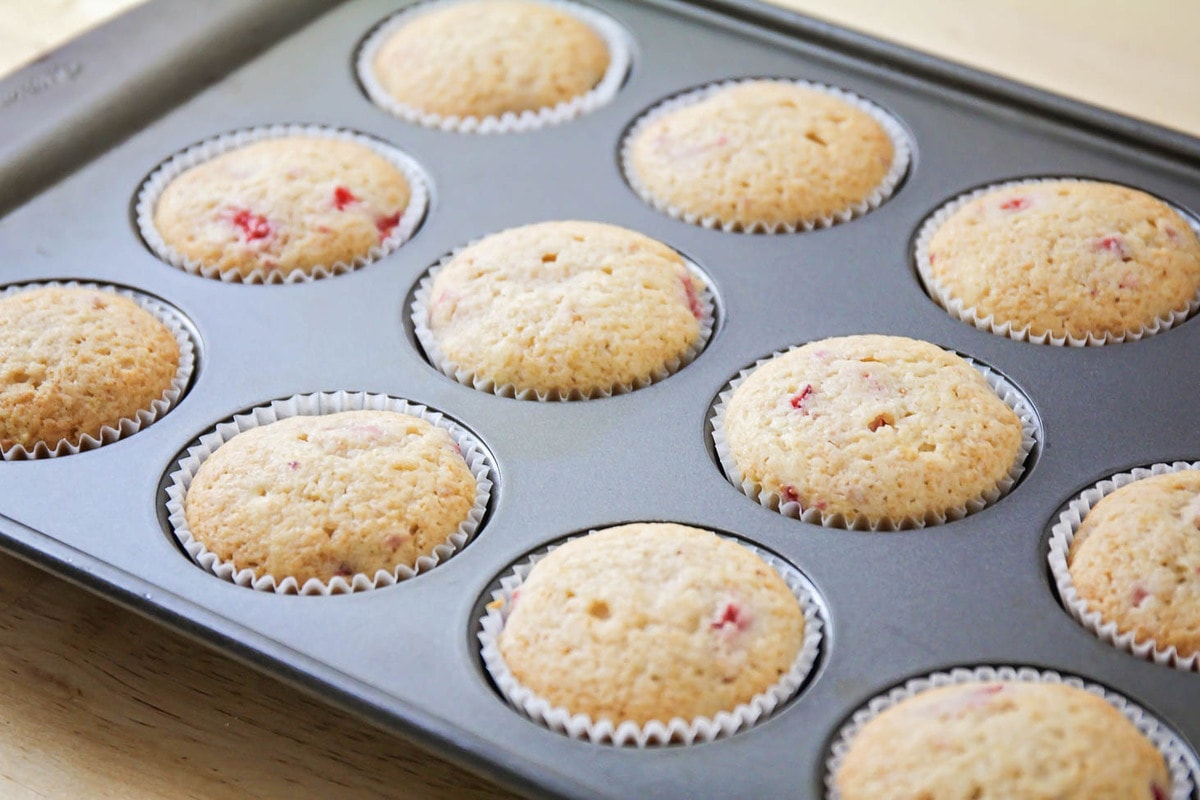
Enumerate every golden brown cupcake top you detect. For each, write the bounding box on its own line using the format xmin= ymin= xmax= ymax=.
xmin=184 ymin=410 xmax=477 ymax=584
xmin=721 ymin=335 xmax=1024 ymax=527
xmin=498 ymin=523 xmax=805 ymax=724
xmin=370 ymin=1 xmax=610 ymax=119
xmin=423 ymin=220 xmax=706 ymax=398
xmin=1069 ymin=469 xmax=1200 ymax=658
xmin=626 ymin=81 xmax=897 ymax=230
xmin=0 ymin=287 xmax=180 ymax=452
xmin=835 ymin=680 xmax=1171 ymax=800
xmin=152 ymin=137 xmax=412 ymax=280
xmin=925 ymin=180 xmax=1200 ymax=340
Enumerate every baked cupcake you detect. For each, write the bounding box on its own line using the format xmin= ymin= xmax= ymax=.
xmin=480 ymin=522 xmax=821 ymax=744
xmin=1053 ymin=467 xmax=1200 ymax=667
xmin=413 ymin=220 xmax=712 ymax=400
xmin=714 ymin=334 xmax=1032 ymax=529
xmin=359 ymin=0 xmax=628 ymax=132
xmin=142 ymin=130 xmax=425 ymax=282
xmin=831 ymin=677 xmax=1176 ymax=800
xmin=0 ymin=285 xmax=185 ymax=456
xmin=622 ymin=79 xmax=908 ymax=232
xmin=179 ymin=407 xmax=482 ymax=591
xmin=918 ymin=179 xmax=1200 ymax=344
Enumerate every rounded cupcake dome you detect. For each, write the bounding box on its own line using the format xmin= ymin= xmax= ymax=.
xmin=623 ymin=80 xmax=904 ymax=231
xmin=0 ymin=286 xmax=181 ymax=452
xmin=1067 ymin=469 xmax=1200 ymax=660
xmin=495 ymin=523 xmax=807 ymax=725
xmin=718 ymin=334 xmax=1028 ymax=528
xmin=367 ymin=0 xmax=610 ymax=119
xmin=183 ymin=410 xmax=477 ymax=584
xmin=149 ymin=135 xmax=416 ymax=281
xmin=416 ymin=220 xmax=711 ymax=399
xmin=832 ymin=679 xmax=1173 ymax=800
xmin=921 ymin=179 xmax=1200 ymax=342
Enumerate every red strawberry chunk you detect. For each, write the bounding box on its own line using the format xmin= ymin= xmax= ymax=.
xmin=333 ymin=186 xmax=359 ymax=210
xmin=231 ymin=209 xmax=271 ymax=241
xmin=376 ymin=211 xmax=402 ymax=239
xmin=680 ymin=274 xmax=703 ymax=319
xmin=711 ymin=600 xmax=751 ymax=632
xmin=1098 ymin=235 xmax=1132 ymax=262
xmin=790 ymin=384 xmax=813 ymax=411
xmin=999 ymin=196 xmax=1030 ymax=211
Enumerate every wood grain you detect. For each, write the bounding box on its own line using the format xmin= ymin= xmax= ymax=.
xmin=0 ymin=552 xmax=520 ymax=799
xmin=770 ymin=0 xmax=1200 ymax=137
xmin=0 ymin=1 xmax=1196 ymax=799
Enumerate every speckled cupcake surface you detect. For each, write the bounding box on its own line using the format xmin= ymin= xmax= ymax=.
xmin=0 ymin=287 xmax=180 ymax=451
xmin=925 ymin=180 xmax=1200 ymax=340
xmin=1068 ymin=470 xmax=1200 ymax=659
xmin=833 ymin=681 xmax=1172 ymax=800
xmin=626 ymin=81 xmax=896 ymax=229
xmin=184 ymin=410 xmax=477 ymax=584
xmin=721 ymin=335 xmax=1024 ymax=527
xmin=370 ymin=0 xmax=610 ymax=118
xmin=421 ymin=220 xmax=707 ymax=398
xmin=497 ymin=523 xmax=805 ymax=724
xmin=152 ymin=136 xmax=412 ymax=279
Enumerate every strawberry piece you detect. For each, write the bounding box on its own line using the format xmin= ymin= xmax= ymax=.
xmin=333 ymin=186 xmax=358 ymax=210
xmin=1098 ymin=235 xmax=1132 ymax=262
xmin=999 ymin=196 xmax=1030 ymax=211
xmin=231 ymin=209 xmax=271 ymax=241
xmin=711 ymin=600 xmax=751 ymax=632
xmin=376 ymin=211 xmax=402 ymax=239
xmin=680 ymin=274 xmax=703 ymax=319
xmin=790 ymin=384 xmax=813 ymax=411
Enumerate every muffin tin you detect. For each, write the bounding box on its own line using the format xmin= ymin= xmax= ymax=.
xmin=2 ymin=0 xmax=1199 ymax=797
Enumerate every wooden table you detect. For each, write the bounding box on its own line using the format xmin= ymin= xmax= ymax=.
xmin=1 ymin=2 xmax=1196 ymax=798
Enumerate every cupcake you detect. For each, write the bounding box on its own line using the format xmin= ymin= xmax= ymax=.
xmin=1051 ymin=466 xmax=1200 ymax=668
xmin=480 ymin=522 xmax=822 ymax=745
xmin=830 ymin=675 xmax=1179 ymax=800
xmin=176 ymin=403 xmax=487 ymax=592
xmin=413 ymin=220 xmax=713 ymax=400
xmin=359 ymin=0 xmax=629 ymax=132
xmin=0 ymin=285 xmax=186 ymax=457
xmin=622 ymin=79 xmax=909 ymax=232
xmin=141 ymin=130 xmax=425 ymax=283
xmin=714 ymin=334 xmax=1032 ymax=529
xmin=918 ymin=179 xmax=1200 ymax=344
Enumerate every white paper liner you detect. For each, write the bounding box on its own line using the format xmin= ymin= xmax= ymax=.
xmin=1048 ymin=461 xmax=1200 ymax=672
xmin=710 ymin=346 xmax=1039 ymax=530
xmin=411 ymin=239 xmax=716 ymax=401
xmin=355 ymin=0 xmax=633 ymax=134
xmin=135 ymin=125 xmax=430 ymax=284
xmin=619 ymin=77 xmax=912 ymax=234
xmin=0 ymin=280 xmax=196 ymax=461
xmin=824 ymin=665 xmax=1198 ymax=800
xmin=477 ymin=532 xmax=824 ymax=746
xmin=914 ymin=177 xmax=1200 ymax=346
xmin=164 ymin=391 xmax=494 ymax=595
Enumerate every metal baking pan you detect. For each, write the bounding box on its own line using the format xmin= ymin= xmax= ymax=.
xmin=1 ymin=0 xmax=1198 ymax=797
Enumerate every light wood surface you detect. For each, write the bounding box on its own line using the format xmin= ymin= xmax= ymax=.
xmin=0 ymin=2 xmax=1196 ymax=799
